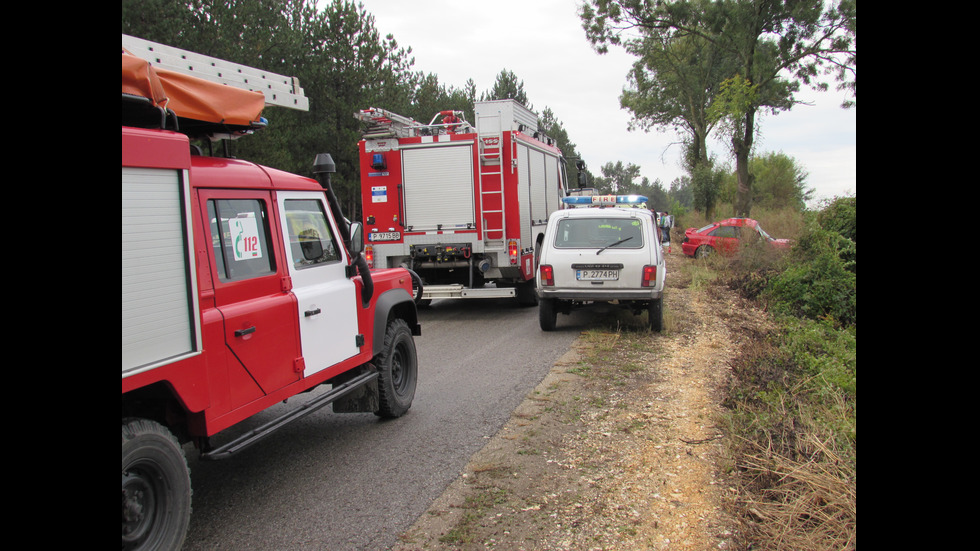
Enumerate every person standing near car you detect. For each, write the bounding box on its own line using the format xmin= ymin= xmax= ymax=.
xmin=652 ymin=210 xmax=663 ymax=244
xmin=660 ymin=211 xmax=673 ymax=252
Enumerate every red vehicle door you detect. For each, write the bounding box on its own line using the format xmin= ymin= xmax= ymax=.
xmin=711 ymin=224 xmax=741 ymax=255
xmin=200 ymin=189 xmax=302 ymax=396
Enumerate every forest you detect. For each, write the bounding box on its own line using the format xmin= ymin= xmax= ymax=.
xmin=122 ymin=0 xmax=854 ymax=221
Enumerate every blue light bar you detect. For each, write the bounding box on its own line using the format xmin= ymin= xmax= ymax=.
xmin=562 ymin=194 xmax=648 ymax=206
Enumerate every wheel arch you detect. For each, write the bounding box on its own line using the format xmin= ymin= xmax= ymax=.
xmin=122 ymin=382 xmax=193 ymax=444
xmin=371 ymin=287 xmax=420 ymax=356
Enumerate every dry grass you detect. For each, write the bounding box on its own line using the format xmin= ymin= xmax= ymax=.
xmin=691 ymin=210 xmax=857 ymax=551
xmin=735 ymin=432 xmax=856 ymax=551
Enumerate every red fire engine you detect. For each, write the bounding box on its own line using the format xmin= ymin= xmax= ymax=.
xmin=122 ymin=35 xmax=421 ymax=550
xmin=354 ymin=100 xmax=569 ymax=305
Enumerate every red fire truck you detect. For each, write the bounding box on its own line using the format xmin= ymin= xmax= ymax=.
xmin=354 ymin=100 xmax=569 ymax=305
xmin=122 ymin=35 xmax=421 ymax=550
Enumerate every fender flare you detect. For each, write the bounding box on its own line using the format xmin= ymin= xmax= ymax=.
xmin=371 ymin=287 xmax=420 ymax=356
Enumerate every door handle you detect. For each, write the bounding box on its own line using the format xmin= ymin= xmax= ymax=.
xmin=235 ymin=326 xmax=256 ymax=337
xmin=304 ymin=308 xmax=322 ymax=317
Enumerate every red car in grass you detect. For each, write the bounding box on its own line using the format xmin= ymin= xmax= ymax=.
xmin=681 ymin=217 xmax=791 ymax=258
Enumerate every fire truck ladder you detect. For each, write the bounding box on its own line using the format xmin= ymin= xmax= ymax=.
xmin=354 ymin=107 xmax=422 ymax=139
xmin=122 ymin=34 xmax=309 ymax=111
xmin=478 ymin=111 xmax=506 ymax=249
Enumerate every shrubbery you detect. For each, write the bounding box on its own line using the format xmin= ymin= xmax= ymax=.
xmin=764 ymin=219 xmax=856 ymax=327
xmin=721 ymin=197 xmax=856 ymax=328
xmin=718 ymin=196 xmax=856 ymax=550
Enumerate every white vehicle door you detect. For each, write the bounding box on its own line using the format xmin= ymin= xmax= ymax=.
xmin=277 ymin=191 xmax=359 ymax=376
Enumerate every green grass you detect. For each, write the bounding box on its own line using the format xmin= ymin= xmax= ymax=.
xmin=438 ymin=484 xmax=512 ymax=545
xmin=697 ymin=200 xmax=856 ymax=551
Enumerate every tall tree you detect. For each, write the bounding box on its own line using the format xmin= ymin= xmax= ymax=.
xmin=690 ymin=161 xmax=725 ymax=220
xmin=599 ymin=161 xmax=642 ymax=194
xmin=399 ymin=72 xmax=475 ymax=124
xmin=581 ymin=0 xmax=856 ymax=216
xmin=481 ymin=69 xmax=532 ymax=109
xmin=640 ymin=178 xmax=670 ymax=212
xmin=539 ymin=107 xmax=579 ymax=160
xmin=123 ymin=0 xmax=417 ymax=219
xmin=668 ymin=176 xmax=694 ymax=210
xmin=746 ymin=151 xmax=813 ymax=211
xmin=620 ymin=31 xmax=733 ymax=173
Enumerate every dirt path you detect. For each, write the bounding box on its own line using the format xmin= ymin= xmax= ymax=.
xmin=392 ymin=251 xmax=768 ymax=550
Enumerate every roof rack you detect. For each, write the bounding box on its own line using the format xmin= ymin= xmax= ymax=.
xmin=354 ymin=107 xmax=423 ymax=139
xmin=122 ymin=34 xmax=308 ymax=111
xmin=353 ymin=108 xmax=476 ymax=139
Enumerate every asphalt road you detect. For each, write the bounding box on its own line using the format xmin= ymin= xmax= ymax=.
xmin=181 ymin=297 xmax=591 ymax=550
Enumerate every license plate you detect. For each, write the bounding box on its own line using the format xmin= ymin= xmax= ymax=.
xmin=368 ymin=232 xmax=400 ymax=242
xmin=576 ymin=269 xmax=619 ymax=281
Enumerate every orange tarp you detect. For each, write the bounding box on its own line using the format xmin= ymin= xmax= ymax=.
xmin=122 ymin=49 xmax=265 ymax=127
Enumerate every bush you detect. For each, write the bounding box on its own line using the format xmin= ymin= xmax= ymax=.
xmin=718 ymin=198 xmax=856 ymax=550
xmin=724 ymin=314 xmax=856 ymax=551
xmin=725 ymin=316 xmax=855 ymax=454
xmin=763 ymin=208 xmax=856 ymax=327
xmin=817 ymin=196 xmax=856 ymax=242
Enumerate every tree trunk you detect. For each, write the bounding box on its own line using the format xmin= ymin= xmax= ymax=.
xmin=733 ymin=108 xmax=756 ymax=217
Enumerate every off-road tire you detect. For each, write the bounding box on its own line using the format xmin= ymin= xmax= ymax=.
xmin=516 ymin=280 xmax=539 ymax=306
xmin=122 ymin=418 xmax=191 ymax=551
xmin=375 ymin=318 xmax=418 ymax=418
xmin=648 ymin=296 xmax=663 ymax=332
xmin=539 ymin=298 xmax=557 ymax=331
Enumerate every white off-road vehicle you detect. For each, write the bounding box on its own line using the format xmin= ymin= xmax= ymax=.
xmin=536 ymin=195 xmax=665 ymax=331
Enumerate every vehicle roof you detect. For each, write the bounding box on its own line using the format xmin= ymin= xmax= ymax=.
xmin=718 ymin=217 xmax=758 ymax=227
xmin=554 ymin=207 xmax=655 ymax=219
xmin=189 ymin=154 xmax=322 ymax=191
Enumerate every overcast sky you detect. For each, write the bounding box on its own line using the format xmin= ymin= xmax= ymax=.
xmin=354 ymin=0 xmax=856 ymax=208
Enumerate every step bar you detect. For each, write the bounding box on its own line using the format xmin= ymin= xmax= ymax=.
xmin=200 ymin=370 xmax=378 ymax=460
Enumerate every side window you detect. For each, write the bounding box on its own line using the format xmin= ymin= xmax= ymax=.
xmin=207 ymin=198 xmax=275 ymax=281
xmin=284 ymin=199 xmax=341 ymax=269
xmin=710 ymin=225 xmax=738 ymax=238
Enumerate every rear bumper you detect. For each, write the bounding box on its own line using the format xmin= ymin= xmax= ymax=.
xmin=537 ymin=287 xmax=662 ymax=301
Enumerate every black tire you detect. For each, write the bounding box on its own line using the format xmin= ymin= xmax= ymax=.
xmin=539 ymin=298 xmax=557 ymax=331
xmin=375 ymin=318 xmax=418 ymax=418
xmin=648 ymin=296 xmax=663 ymax=332
xmin=122 ymin=418 xmax=191 ymax=551
xmin=516 ymin=280 xmax=539 ymax=306
xmin=405 ymin=268 xmax=424 ymax=303
xmin=694 ymin=245 xmax=714 ymax=259
xmin=407 ymin=270 xmax=431 ymax=308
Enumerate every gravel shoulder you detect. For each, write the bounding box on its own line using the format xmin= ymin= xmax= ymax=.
xmin=392 ymin=250 xmax=770 ymax=550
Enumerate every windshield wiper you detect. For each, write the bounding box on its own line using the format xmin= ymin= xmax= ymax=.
xmin=596 ymin=236 xmax=633 ymax=255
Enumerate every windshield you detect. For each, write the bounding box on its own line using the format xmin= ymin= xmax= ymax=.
xmin=553 ymin=217 xmax=644 ymax=249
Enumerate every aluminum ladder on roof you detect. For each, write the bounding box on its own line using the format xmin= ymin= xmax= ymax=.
xmin=477 ymin=108 xmax=506 ymax=249
xmin=354 ymin=107 xmax=421 ymax=138
xmin=122 ymin=33 xmax=309 ymax=111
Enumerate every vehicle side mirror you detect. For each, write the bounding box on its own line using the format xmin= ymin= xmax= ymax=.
xmin=349 ymin=221 xmax=364 ymax=255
